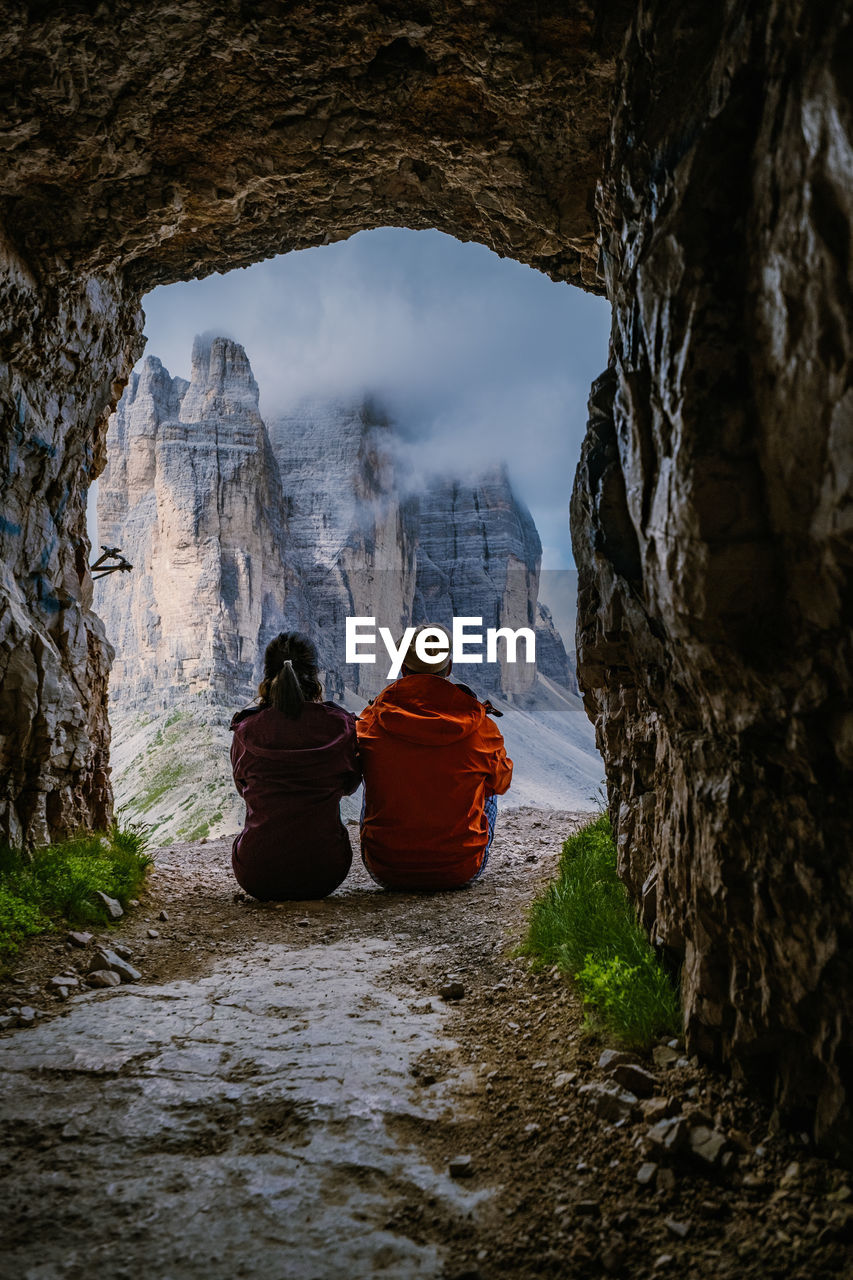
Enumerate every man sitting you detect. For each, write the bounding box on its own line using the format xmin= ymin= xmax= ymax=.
xmin=357 ymin=624 xmax=513 ymax=890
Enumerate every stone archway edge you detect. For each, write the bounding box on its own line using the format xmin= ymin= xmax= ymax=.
xmin=0 ymin=0 xmax=850 ymax=1154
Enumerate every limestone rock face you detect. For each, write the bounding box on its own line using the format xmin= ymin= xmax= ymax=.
xmin=571 ymin=0 xmax=853 ymax=1153
xmin=98 ymin=336 xmax=305 ymax=711
xmin=266 ymin=399 xmax=418 ymax=700
xmin=414 ymin=468 xmax=542 ymax=694
xmin=535 ymin=603 xmax=578 ymax=696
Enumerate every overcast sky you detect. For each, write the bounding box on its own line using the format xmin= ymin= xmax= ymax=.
xmin=96 ymin=228 xmax=609 ymax=570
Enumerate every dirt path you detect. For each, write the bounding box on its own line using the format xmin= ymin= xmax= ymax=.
xmin=0 ymin=809 xmax=850 ymax=1279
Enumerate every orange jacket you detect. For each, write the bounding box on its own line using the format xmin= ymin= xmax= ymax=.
xmin=357 ymin=674 xmax=513 ymax=889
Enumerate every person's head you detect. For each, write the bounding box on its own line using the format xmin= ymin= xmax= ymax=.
xmin=258 ymin=632 xmax=322 ymax=718
xmin=400 ymin=624 xmax=453 ymax=678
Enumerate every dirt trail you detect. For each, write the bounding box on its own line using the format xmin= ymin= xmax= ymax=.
xmin=0 ymin=809 xmax=850 ymax=1280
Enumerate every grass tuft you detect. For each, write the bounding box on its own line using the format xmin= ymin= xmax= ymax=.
xmin=0 ymin=822 xmax=151 ymax=962
xmin=521 ymin=813 xmax=681 ymax=1049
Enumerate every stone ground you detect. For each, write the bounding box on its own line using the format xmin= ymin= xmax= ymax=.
xmin=0 ymin=807 xmax=851 ymax=1280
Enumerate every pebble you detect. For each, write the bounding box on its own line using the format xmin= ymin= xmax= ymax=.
xmin=779 ymin=1161 xmax=801 ymax=1188
xmin=88 ymin=950 xmax=140 ymax=983
xmin=598 ymin=1048 xmax=632 ymax=1071
xmin=653 ymin=1255 xmax=674 ymax=1270
xmin=578 ymin=1081 xmax=638 ymax=1122
xmin=88 ymin=969 xmax=121 ymax=989
xmin=66 ymin=931 xmax=93 ymax=948
xmin=646 ymin=1115 xmax=690 ymax=1155
xmin=637 ymin=1161 xmax=658 ymax=1186
xmin=687 ymin=1124 xmax=728 ymax=1167
xmin=741 ymin=1172 xmax=767 ymax=1190
xmin=158 ymin=909 xmax=169 ymax=921
xmin=641 ymin=1096 xmax=676 ymax=1122
xmin=553 ymin=1070 xmax=577 ymax=1089
xmin=611 ymin=1062 xmax=658 ymax=1097
xmin=652 ymin=1045 xmax=680 ymax=1069
xmin=664 ymin=1218 xmax=690 ymax=1239
xmin=440 ymin=981 xmax=465 ymax=1001
xmin=112 ymin=943 xmax=133 ymax=960
xmin=49 ymin=975 xmax=79 ymax=988
xmin=18 ymin=1006 xmax=37 ymax=1023
xmin=147 ymin=929 xmax=160 ymax=939
xmin=449 ymin=1154 xmax=474 ymax=1178
xmin=95 ymin=891 xmax=124 ymax=920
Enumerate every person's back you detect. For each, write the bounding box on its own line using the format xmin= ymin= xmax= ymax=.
xmin=357 ymin=626 xmax=512 ymax=889
xmin=230 ymin=632 xmax=361 ymax=900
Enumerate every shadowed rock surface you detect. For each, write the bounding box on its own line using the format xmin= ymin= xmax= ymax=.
xmin=0 ymin=0 xmax=850 ymax=1151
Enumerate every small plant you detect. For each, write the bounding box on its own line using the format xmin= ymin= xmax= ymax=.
xmin=0 ymin=824 xmax=151 ymax=963
xmin=521 ymin=813 xmax=681 ymax=1049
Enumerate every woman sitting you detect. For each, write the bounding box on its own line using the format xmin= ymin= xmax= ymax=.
xmin=230 ymin=632 xmax=361 ymax=900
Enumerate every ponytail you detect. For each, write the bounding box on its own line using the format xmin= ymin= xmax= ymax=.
xmin=258 ymin=633 xmax=322 ymax=719
xmin=267 ymin=658 xmax=305 ymax=718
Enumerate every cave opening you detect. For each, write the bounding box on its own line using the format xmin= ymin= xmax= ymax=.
xmin=90 ymin=226 xmax=610 ymax=846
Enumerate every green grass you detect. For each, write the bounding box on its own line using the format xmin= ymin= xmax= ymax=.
xmin=0 ymin=822 xmax=151 ymax=963
xmin=521 ymin=813 xmax=681 ymax=1049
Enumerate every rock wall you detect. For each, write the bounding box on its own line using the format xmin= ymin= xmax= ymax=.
xmin=0 ymin=0 xmax=851 ymax=1151
xmin=571 ymin=0 xmax=853 ymax=1153
xmin=0 ymin=246 xmax=144 ymax=844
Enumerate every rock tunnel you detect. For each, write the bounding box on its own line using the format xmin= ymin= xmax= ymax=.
xmin=0 ymin=1 xmax=851 ymax=1153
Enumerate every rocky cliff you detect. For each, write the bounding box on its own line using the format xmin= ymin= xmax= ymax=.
xmin=100 ymin=338 xmax=576 ymax=710
xmin=99 ymin=335 xmax=307 ymax=711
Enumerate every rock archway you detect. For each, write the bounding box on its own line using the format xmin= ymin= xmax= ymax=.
xmin=0 ymin=1 xmax=850 ymax=1152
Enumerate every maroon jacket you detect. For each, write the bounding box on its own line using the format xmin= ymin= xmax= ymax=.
xmin=230 ymin=701 xmax=361 ymax=900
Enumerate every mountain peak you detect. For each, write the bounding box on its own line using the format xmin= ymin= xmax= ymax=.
xmin=180 ymin=333 xmax=261 ymax=422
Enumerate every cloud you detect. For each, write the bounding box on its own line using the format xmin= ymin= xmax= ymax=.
xmin=132 ymin=228 xmax=611 ymax=568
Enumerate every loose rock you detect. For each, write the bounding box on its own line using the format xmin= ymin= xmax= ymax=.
xmin=449 ymin=1155 xmax=474 ymax=1178
xmin=88 ymin=970 xmax=121 ymax=989
xmin=598 ymin=1049 xmax=632 ymax=1071
xmin=66 ymin=931 xmax=93 ymax=948
xmin=646 ymin=1115 xmax=691 ymax=1156
xmin=637 ymin=1161 xmax=658 ymax=1186
xmin=440 ymin=982 xmax=465 ymax=1001
xmin=95 ymin=891 xmax=124 ymax=920
xmin=88 ymin=950 xmax=141 ymax=983
xmin=641 ymin=1096 xmax=677 ymax=1122
xmin=578 ymin=1081 xmax=638 ymax=1123
xmin=610 ymin=1062 xmax=658 ymax=1097
xmin=687 ymin=1125 xmax=728 ymax=1168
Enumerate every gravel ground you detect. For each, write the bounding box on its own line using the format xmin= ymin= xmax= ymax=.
xmin=0 ymin=807 xmax=850 ymax=1279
